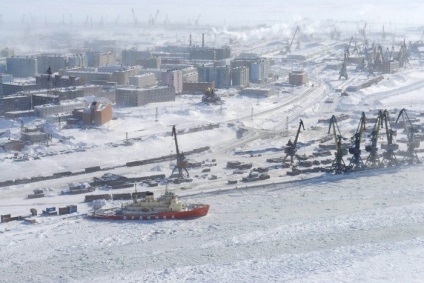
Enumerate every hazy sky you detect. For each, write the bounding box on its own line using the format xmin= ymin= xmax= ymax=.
xmin=1 ymin=0 xmax=423 ymax=27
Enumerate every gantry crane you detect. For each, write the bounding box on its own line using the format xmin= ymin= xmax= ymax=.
xmin=349 ymin=112 xmax=366 ymax=170
xmin=286 ymin=26 xmax=299 ymax=54
xmin=328 ymin=115 xmax=349 ymax=173
xmin=365 ymin=110 xmax=383 ymax=167
xmin=396 ymin=109 xmax=420 ymax=164
xmin=283 ymin=119 xmax=305 ymax=164
xmin=171 ymin=125 xmax=189 ymax=178
xmin=380 ymin=110 xmax=398 ymax=166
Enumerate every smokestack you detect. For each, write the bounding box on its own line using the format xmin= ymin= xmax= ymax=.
xmin=202 ymin=33 xmax=205 ymax=48
xmin=189 ymin=34 xmax=192 ymax=47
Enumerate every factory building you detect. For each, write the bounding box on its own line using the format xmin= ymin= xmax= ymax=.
xmin=162 ymin=70 xmax=183 ymax=94
xmin=6 ymin=56 xmax=38 ymax=78
xmin=116 ymin=86 xmax=175 ymax=107
xmin=129 ymin=73 xmax=157 ymax=88
xmin=231 ymin=66 xmax=250 ymax=87
xmin=289 ymin=70 xmax=309 ymax=86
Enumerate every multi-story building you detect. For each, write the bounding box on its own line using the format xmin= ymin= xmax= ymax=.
xmin=382 ymin=60 xmax=400 ymax=74
xmin=63 ymin=69 xmax=113 ymax=84
xmin=37 ymin=54 xmax=67 ymax=74
xmin=129 ymin=73 xmax=157 ymax=88
xmin=137 ymin=57 xmax=161 ymax=69
xmin=86 ymin=51 xmax=116 ymax=67
xmin=121 ymin=49 xmax=151 ymax=66
xmin=6 ymin=56 xmax=38 ymax=78
xmin=36 ymin=74 xmax=83 ymax=89
xmin=68 ymin=54 xmax=88 ymax=68
xmin=231 ymin=66 xmax=250 ymax=87
xmin=250 ymin=59 xmax=270 ymax=83
xmin=0 ymin=73 xmax=13 ymax=97
xmin=288 ymin=70 xmax=308 ymax=86
xmin=33 ymin=100 xmax=87 ymax=117
xmin=32 ymin=93 xmax=60 ymax=107
xmin=189 ymin=47 xmax=231 ymax=61
xmin=197 ymin=65 xmax=231 ymax=88
xmin=2 ymin=82 xmax=38 ymax=96
xmin=162 ymin=70 xmax=183 ymax=94
xmin=0 ymin=94 xmax=32 ymax=116
xmin=116 ymin=86 xmax=175 ymax=107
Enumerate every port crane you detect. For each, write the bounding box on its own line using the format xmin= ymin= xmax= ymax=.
xmin=328 ymin=115 xmax=349 ymax=173
xmin=339 ymin=50 xmax=348 ymax=80
xmin=131 ymin=8 xmax=138 ymax=26
xmin=348 ymin=112 xmax=366 ymax=169
xmin=171 ymin=126 xmax=189 ymax=178
xmin=365 ymin=110 xmax=383 ymax=167
xmin=396 ymin=109 xmax=420 ymax=164
xmin=286 ymin=26 xmax=299 ymax=54
xmin=380 ymin=110 xmax=398 ymax=166
xmin=283 ymin=119 xmax=305 ymax=164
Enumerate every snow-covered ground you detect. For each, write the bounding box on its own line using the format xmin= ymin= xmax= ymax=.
xmin=2 ymin=23 xmax=424 ymax=282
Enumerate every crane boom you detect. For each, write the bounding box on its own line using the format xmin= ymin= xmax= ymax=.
xmin=349 ymin=112 xmax=366 ymax=169
xmin=396 ymin=109 xmax=420 ymax=164
xmin=286 ymin=26 xmax=299 ymax=53
xmin=328 ymin=115 xmax=348 ymax=173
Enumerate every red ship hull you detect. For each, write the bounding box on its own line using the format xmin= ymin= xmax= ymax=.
xmin=89 ymin=205 xmax=209 ymax=221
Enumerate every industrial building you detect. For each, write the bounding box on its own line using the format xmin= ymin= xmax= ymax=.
xmin=231 ymin=66 xmax=250 ymax=87
xmin=0 ymin=73 xmax=13 ymax=97
xmin=289 ymin=70 xmax=309 ymax=86
xmin=6 ymin=56 xmax=38 ymax=78
xmin=189 ymin=47 xmax=231 ymax=61
xmin=116 ymin=86 xmax=175 ymax=107
xmin=129 ymin=73 xmax=157 ymax=88
xmin=162 ymin=70 xmax=183 ymax=94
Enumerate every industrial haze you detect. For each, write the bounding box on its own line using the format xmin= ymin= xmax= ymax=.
xmin=1 ymin=0 xmax=424 ymax=282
